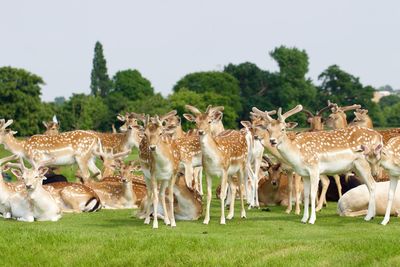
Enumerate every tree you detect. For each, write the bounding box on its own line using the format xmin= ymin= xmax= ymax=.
xmin=54 ymin=96 xmax=66 ymax=106
xmin=379 ymin=94 xmax=400 ymax=108
xmin=0 ymin=67 xmax=45 ymax=136
xmin=172 ymin=71 xmax=242 ymax=124
xmin=90 ymin=41 xmax=111 ymax=97
xmin=112 ymin=69 xmax=154 ymax=100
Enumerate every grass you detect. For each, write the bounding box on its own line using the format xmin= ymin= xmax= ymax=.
xmin=1 ymin=147 xmax=400 ymax=266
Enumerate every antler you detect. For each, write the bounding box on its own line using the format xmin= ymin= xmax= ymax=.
xmin=278 ymin=105 xmax=303 ymax=122
xmin=251 ymin=107 xmax=276 ymax=122
xmin=206 ymin=105 xmax=224 ymax=115
xmin=301 ymin=109 xmax=314 ymax=118
xmin=185 ymin=105 xmax=202 ymax=115
xmin=355 ymin=108 xmax=368 ymax=114
xmin=317 ymin=103 xmax=334 ymax=116
xmin=0 ymin=155 xmax=19 ymax=167
xmin=128 ymin=112 xmax=146 ymax=122
xmin=0 ymin=119 xmax=13 ymax=130
xmin=262 ymin=155 xmax=274 ymax=167
xmin=341 ymin=104 xmax=362 ymax=112
xmin=52 ymin=115 xmax=58 ymax=124
xmin=160 ymin=110 xmax=177 ymax=121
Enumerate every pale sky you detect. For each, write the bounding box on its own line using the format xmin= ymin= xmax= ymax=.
xmin=1 ymin=0 xmax=399 ymax=102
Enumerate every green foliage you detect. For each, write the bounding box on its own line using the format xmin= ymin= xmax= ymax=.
xmin=57 ymin=94 xmax=108 ymax=131
xmin=112 ymin=69 xmax=154 ymax=100
xmin=125 ymin=93 xmax=171 ymax=116
xmin=379 ymin=94 xmax=400 ymax=108
xmin=173 ymin=71 xmax=242 ymax=127
xmin=0 ymin=67 xmax=45 ymax=136
xmin=90 ymin=41 xmax=112 ymax=97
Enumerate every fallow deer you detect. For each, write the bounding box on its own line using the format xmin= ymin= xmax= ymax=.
xmin=11 ymin=160 xmax=62 ymax=222
xmin=139 ymin=113 xmax=181 ymax=228
xmin=349 ymin=109 xmax=374 ymax=128
xmin=42 ymin=115 xmax=60 ymax=136
xmin=184 ymin=105 xmax=248 ymax=225
xmin=0 ymin=119 xmax=103 ymax=182
xmin=252 ymin=105 xmax=382 ymax=224
xmin=0 ymin=155 xmax=34 ymax=221
xmin=325 ymin=101 xmax=361 ymax=129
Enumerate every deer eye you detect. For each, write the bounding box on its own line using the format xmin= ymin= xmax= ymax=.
xmin=281 ymin=128 xmax=285 ymax=132
xmin=208 ymin=120 xmax=212 ymax=124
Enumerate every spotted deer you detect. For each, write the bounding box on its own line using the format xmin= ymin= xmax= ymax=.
xmin=98 ymin=148 xmax=131 ymax=178
xmin=10 ymin=160 xmax=62 ymax=222
xmin=42 ymin=115 xmax=60 ymax=136
xmin=300 ymin=105 xmax=345 ymax=210
xmin=325 ymin=101 xmax=361 ymax=129
xmin=0 ymin=119 xmax=103 ymax=182
xmin=250 ymin=112 xmax=302 ymax=215
xmin=92 ymin=113 xmax=142 ymax=155
xmin=184 ymin=105 xmax=248 ymax=225
xmin=139 ymin=113 xmax=181 ymax=228
xmin=349 ymin=109 xmax=374 ymax=128
xmin=252 ymin=105 xmax=382 ymax=224
xmin=0 ymin=155 xmax=34 ymax=221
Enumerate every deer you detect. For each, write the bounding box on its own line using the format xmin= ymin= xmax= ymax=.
xmin=137 ymin=172 xmax=202 ymax=221
xmin=42 ymin=115 xmax=60 ymax=136
xmin=249 ymin=112 xmax=303 ymax=215
xmin=252 ymin=105 xmax=383 ymax=224
xmin=184 ymin=105 xmax=248 ymax=225
xmin=0 ymin=155 xmax=34 ymax=221
xmin=138 ymin=112 xmax=182 ymax=228
xmin=0 ymin=119 xmax=103 ymax=182
xmin=240 ymin=110 xmax=277 ymax=209
xmin=348 ymin=109 xmax=374 ymax=129
xmin=92 ymin=113 xmax=143 ymax=155
xmin=98 ymin=148 xmax=131 ymax=178
xmin=300 ymin=105 xmax=346 ymax=210
xmin=10 ymin=159 xmax=62 ymax=222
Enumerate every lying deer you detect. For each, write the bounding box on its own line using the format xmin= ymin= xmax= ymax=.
xmin=252 ymin=105 xmax=382 ymax=224
xmin=0 ymin=155 xmax=34 ymax=221
xmin=0 ymin=119 xmax=103 ymax=182
xmin=185 ymin=105 xmax=248 ymax=225
xmin=10 ymin=160 xmax=62 ymax=222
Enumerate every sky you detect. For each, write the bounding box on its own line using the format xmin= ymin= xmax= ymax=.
xmin=1 ymin=0 xmax=399 ymax=102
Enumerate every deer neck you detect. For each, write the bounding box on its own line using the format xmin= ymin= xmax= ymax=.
xmin=275 ymin=135 xmax=303 ymax=170
xmin=151 ymin=138 xmax=175 ymax=167
xmin=174 ymin=126 xmax=185 ymax=139
xmin=199 ymin=133 xmax=222 ymax=161
xmin=123 ymin=128 xmax=140 ymax=150
xmin=122 ymin=180 xmax=135 ymax=203
xmin=2 ymin=134 xmax=26 ymax=156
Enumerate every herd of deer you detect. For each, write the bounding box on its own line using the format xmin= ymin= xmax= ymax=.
xmin=2 ymin=100 xmax=400 ymax=228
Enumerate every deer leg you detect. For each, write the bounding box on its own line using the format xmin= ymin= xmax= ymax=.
xmin=198 ymin=167 xmax=203 ymax=195
xmin=76 ymin=157 xmax=90 ymax=182
xmin=254 ymin=159 xmax=261 ymax=208
xmin=309 ymin=172 xmax=320 ymax=224
xmin=294 ymin=174 xmax=302 ymax=215
xmin=227 ymin=178 xmax=236 ymax=220
xmin=334 ymin=174 xmax=342 ymax=198
xmin=301 ymin=176 xmax=311 ymax=223
xmin=151 ymin=178 xmax=159 ymax=229
xmin=87 ymin=157 xmax=102 ymax=180
xmin=382 ymin=176 xmax=399 ymax=225
xmin=239 ymin=168 xmax=247 ymax=218
xmin=203 ymin=174 xmax=212 ymax=225
xmin=168 ymin=175 xmax=177 ymax=227
xmin=184 ymin=163 xmax=194 ymax=189
xmin=220 ymin=171 xmax=228 ymax=225
xmin=144 ymin=179 xmax=152 ymax=225
xmin=316 ymin=175 xmax=330 ymax=211
xmin=246 ymin=165 xmax=255 ymax=209
xmin=286 ymin=171 xmax=294 ymax=214
xmin=159 ymin=180 xmax=170 ymax=225
xmin=354 ymin=159 xmax=376 ymax=221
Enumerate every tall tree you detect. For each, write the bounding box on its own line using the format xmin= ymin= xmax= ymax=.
xmin=0 ymin=67 xmax=45 ymax=136
xmin=90 ymin=41 xmax=111 ymax=97
xmin=112 ymin=69 xmax=154 ymax=100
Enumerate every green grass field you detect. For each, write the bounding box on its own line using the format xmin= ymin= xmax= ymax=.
xmin=1 ymin=147 xmax=400 ymax=266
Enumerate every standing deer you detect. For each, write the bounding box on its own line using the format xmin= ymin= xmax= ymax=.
xmin=252 ymin=105 xmax=382 ymax=224
xmin=0 ymin=119 xmax=103 ymax=182
xmin=184 ymin=105 xmax=248 ymax=225
xmin=139 ymin=112 xmax=181 ymax=228
xmin=349 ymin=109 xmax=374 ymax=128
xmin=325 ymin=101 xmax=361 ymax=129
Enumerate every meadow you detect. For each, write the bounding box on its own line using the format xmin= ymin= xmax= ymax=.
xmin=1 ymin=148 xmax=400 ymax=266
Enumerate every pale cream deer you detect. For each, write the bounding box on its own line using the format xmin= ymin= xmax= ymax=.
xmin=252 ymin=105 xmax=382 ymax=224
xmin=349 ymin=109 xmax=374 ymax=128
xmin=42 ymin=115 xmax=60 ymax=136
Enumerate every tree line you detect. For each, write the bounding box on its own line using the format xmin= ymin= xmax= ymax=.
xmin=1 ymin=42 xmax=398 ymax=136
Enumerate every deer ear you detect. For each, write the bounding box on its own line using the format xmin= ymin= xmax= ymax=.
xmin=212 ymin=111 xmax=223 ymax=122
xmin=240 ymin=121 xmax=252 ymax=129
xmin=307 ymin=117 xmax=313 ymax=124
xmin=11 ymin=169 xmax=23 ymax=179
xmin=285 ymin=122 xmax=298 ymax=129
xmin=42 ymin=121 xmax=48 ymax=128
xmin=374 ymin=144 xmax=383 ymax=155
xmin=183 ymin=114 xmax=196 ymax=122
xmin=38 ymin=167 xmax=49 ymax=177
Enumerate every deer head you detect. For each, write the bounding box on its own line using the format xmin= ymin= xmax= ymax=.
xmin=143 ymin=111 xmax=178 ymax=152
xmin=183 ymin=105 xmax=224 ymax=136
xmin=301 ymin=103 xmax=332 ymax=131
xmin=116 ymin=160 xmax=141 ymax=183
xmin=42 ymin=115 xmax=60 ymax=135
xmin=325 ymin=101 xmax=361 ymax=129
xmin=0 ymin=119 xmax=17 ymax=143
xmin=252 ymin=105 xmax=302 ymax=147
xmin=261 ymin=156 xmax=283 ymax=189
xmin=118 ymin=112 xmax=143 ymax=132
xmin=11 ymin=158 xmax=49 ymax=191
